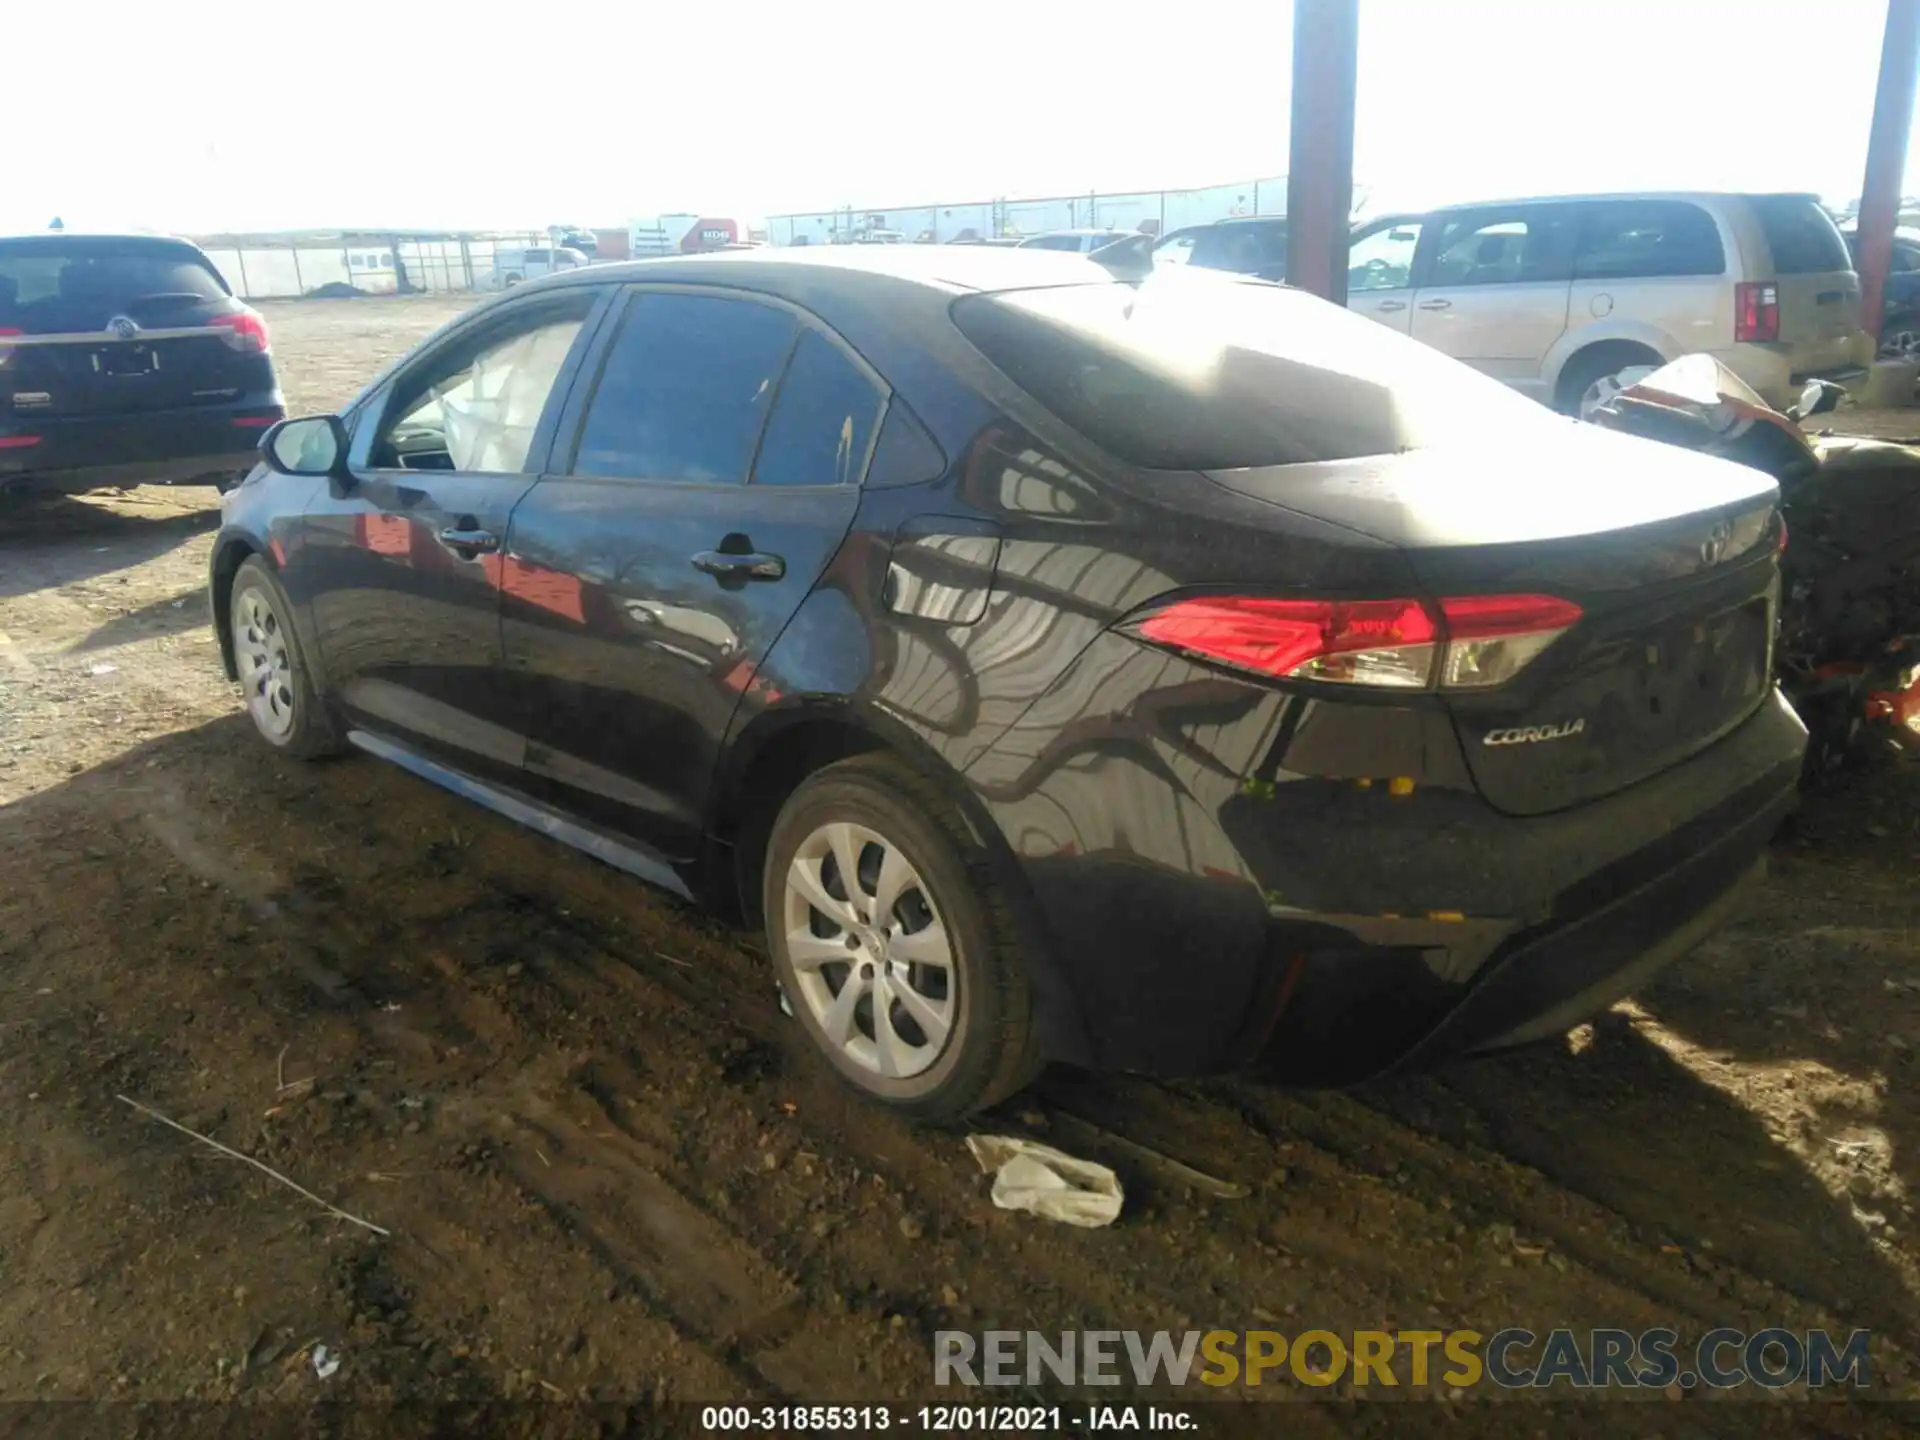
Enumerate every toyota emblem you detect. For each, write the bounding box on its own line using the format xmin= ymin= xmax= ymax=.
xmin=1699 ymin=520 xmax=1733 ymax=567
xmin=107 ymin=315 xmax=140 ymax=340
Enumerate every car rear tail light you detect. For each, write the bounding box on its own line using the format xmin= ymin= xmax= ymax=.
xmin=0 ymin=435 xmax=42 ymax=449
xmin=1735 ymin=282 xmax=1779 ymax=343
xmin=1775 ymin=516 xmax=1790 ymax=555
xmin=1433 ymin=594 xmax=1585 ymax=689
xmin=208 ymin=309 xmax=271 ymax=354
xmin=1127 ymin=593 xmax=1583 ymax=692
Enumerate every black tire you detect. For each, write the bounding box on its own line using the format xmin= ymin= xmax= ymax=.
xmin=1555 ymin=344 xmax=1664 ymax=419
xmin=228 ymin=556 xmax=343 ymax=760
xmin=762 ymin=753 xmax=1039 ymax=1123
xmin=1882 ymin=312 xmax=1920 ymax=356
xmin=215 ymin=473 xmax=246 ymax=495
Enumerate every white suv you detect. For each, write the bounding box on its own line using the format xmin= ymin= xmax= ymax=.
xmin=1343 ymin=193 xmax=1872 ymax=417
xmin=488 ymin=246 xmax=589 ymax=290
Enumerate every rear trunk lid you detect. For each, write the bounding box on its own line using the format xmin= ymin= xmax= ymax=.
xmin=1207 ymin=425 xmax=1782 ymax=816
xmin=1743 ymin=194 xmax=1864 ymax=366
xmin=0 ymin=236 xmax=270 ymax=419
xmin=949 ymin=273 xmax=1785 ymax=817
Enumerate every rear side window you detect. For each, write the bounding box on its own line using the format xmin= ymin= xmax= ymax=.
xmin=1746 ymin=196 xmax=1850 ymax=274
xmin=1574 ymin=200 xmax=1725 ymax=279
xmin=952 ymin=273 xmax=1551 ymax=470
xmin=0 ymin=239 xmax=228 ymax=330
xmin=570 ymin=291 xmax=797 ymax=483
xmin=751 ymin=329 xmax=885 ymax=487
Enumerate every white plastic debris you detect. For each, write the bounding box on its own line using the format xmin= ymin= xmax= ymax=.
xmin=966 ymin=1134 xmax=1124 ymax=1228
xmin=311 ymin=1345 xmax=340 ymax=1380
xmin=88 ymin=663 xmax=118 ymax=676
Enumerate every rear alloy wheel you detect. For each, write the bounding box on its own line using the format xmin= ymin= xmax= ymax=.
xmin=764 ymin=755 xmax=1037 ymax=1122
xmin=229 ymin=556 xmax=341 ymax=759
xmin=1575 ymin=363 xmax=1659 ymax=422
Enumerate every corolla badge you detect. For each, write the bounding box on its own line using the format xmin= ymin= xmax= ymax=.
xmin=1699 ymin=519 xmax=1733 ymax=567
xmin=1484 ymin=719 xmax=1587 ymax=746
xmin=106 ymin=315 xmax=140 ymax=340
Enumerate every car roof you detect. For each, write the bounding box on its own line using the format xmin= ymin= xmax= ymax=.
xmin=1025 ymin=228 xmax=1123 ymax=238
xmin=1423 ymin=190 xmax=1824 ymax=213
xmin=539 ymin=243 xmax=1123 ymax=295
xmin=0 ymin=231 xmax=202 ymax=246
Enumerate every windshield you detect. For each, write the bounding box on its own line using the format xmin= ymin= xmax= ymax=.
xmin=951 ymin=271 xmax=1556 ymax=470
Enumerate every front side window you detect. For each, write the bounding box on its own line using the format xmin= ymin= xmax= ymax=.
xmin=752 ymin=329 xmax=885 ymax=487
xmin=570 ymin=291 xmax=797 ymax=483
xmin=1347 ymin=220 xmax=1422 ymax=290
xmin=369 ymin=291 xmax=596 ymax=472
xmin=1427 ymin=208 xmax=1576 ymax=287
xmin=1574 ymin=200 xmax=1725 ymax=279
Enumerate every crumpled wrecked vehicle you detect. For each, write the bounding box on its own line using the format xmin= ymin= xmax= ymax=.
xmin=1593 ymin=352 xmax=1920 ymax=771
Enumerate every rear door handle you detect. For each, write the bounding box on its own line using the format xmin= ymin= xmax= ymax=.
xmin=1375 ymin=300 xmax=1407 ymax=312
xmin=1417 ymin=298 xmax=1452 ymax=311
xmin=692 ymin=550 xmax=786 ymax=582
xmin=437 ymin=527 xmax=499 ymax=555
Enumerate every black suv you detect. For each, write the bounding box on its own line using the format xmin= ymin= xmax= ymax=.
xmin=0 ymin=233 xmax=284 ymax=496
xmin=1149 ymin=215 xmax=1289 ymax=281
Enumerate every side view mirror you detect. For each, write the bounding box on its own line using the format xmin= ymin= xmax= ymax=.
xmin=261 ymin=414 xmax=351 ymax=479
xmin=1788 ymin=379 xmax=1845 ymax=423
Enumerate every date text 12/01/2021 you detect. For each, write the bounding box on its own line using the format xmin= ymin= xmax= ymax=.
xmin=700 ymin=1406 xmax=1192 ymax=1431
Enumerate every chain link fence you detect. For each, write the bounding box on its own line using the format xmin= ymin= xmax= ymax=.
xmin=191 ymin=232 xmax=558 ymax=301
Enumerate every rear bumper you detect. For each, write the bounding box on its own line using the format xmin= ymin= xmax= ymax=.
xmin=0 ymin=397 xmax=283 ymax=491
xmin=1710 ymin=338 xmax=1874 ymax=407
xmin=966 ymin=630 xmax=1808 ymax=1080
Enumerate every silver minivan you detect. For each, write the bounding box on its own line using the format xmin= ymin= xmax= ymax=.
xmin=1344 ymin=192 xmax=1872 ymax=417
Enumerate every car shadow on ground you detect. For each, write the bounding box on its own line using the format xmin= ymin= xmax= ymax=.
xmin=1347 ymin=766 xmax=1920 ymax=1353
xmin=67 ymin=585 xmax=211 ymax=652
xmin=0 ymin=489 xmax=219 ymax=600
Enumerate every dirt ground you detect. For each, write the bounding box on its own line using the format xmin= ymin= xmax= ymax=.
xmin=3 ymin=295 xmax=1920 ymax=1433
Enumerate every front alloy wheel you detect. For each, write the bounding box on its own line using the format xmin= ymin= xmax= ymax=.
xmin=227 ymin=555 xmax=341 ymax=759
xmin=234 ymin=584 xmax=296 ymax=741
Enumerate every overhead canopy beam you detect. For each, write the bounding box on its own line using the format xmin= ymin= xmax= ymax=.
xmin=1285 ymin=0 xmax=1360 ymax=305
xmin=1857 ymin=0 xmax=1920 ymax=345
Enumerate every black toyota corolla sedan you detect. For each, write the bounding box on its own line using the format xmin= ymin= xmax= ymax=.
xmin=209 ymin=247 xmax=1806 ymax=1120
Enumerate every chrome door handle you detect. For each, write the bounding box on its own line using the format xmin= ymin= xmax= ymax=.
xmin=437 ymin=527 xmax=499 ymax=556
xmin=1375 ymin=300 xmax=1407 ymax=312
xmin=1417 ymin=298 xmax=1452 ymax=311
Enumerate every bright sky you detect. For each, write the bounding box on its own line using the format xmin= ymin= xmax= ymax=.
xmin=6 ymin=0 xmax=1912 ymax=235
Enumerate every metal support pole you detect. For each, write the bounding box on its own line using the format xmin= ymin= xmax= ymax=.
xmin=1284 ymin=0 xmax=1359 ymax=303
xmin=1858 ymin=0 xmax=1920 ymax=345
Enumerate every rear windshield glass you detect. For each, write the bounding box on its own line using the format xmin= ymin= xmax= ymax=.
xmin=951 ymin=273 xmax=1553 ymax=470
xmin=1746 ymin=196 xmax=1850 ymax=274
xmin=0 ymin=239 xmax=229 ymax=329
